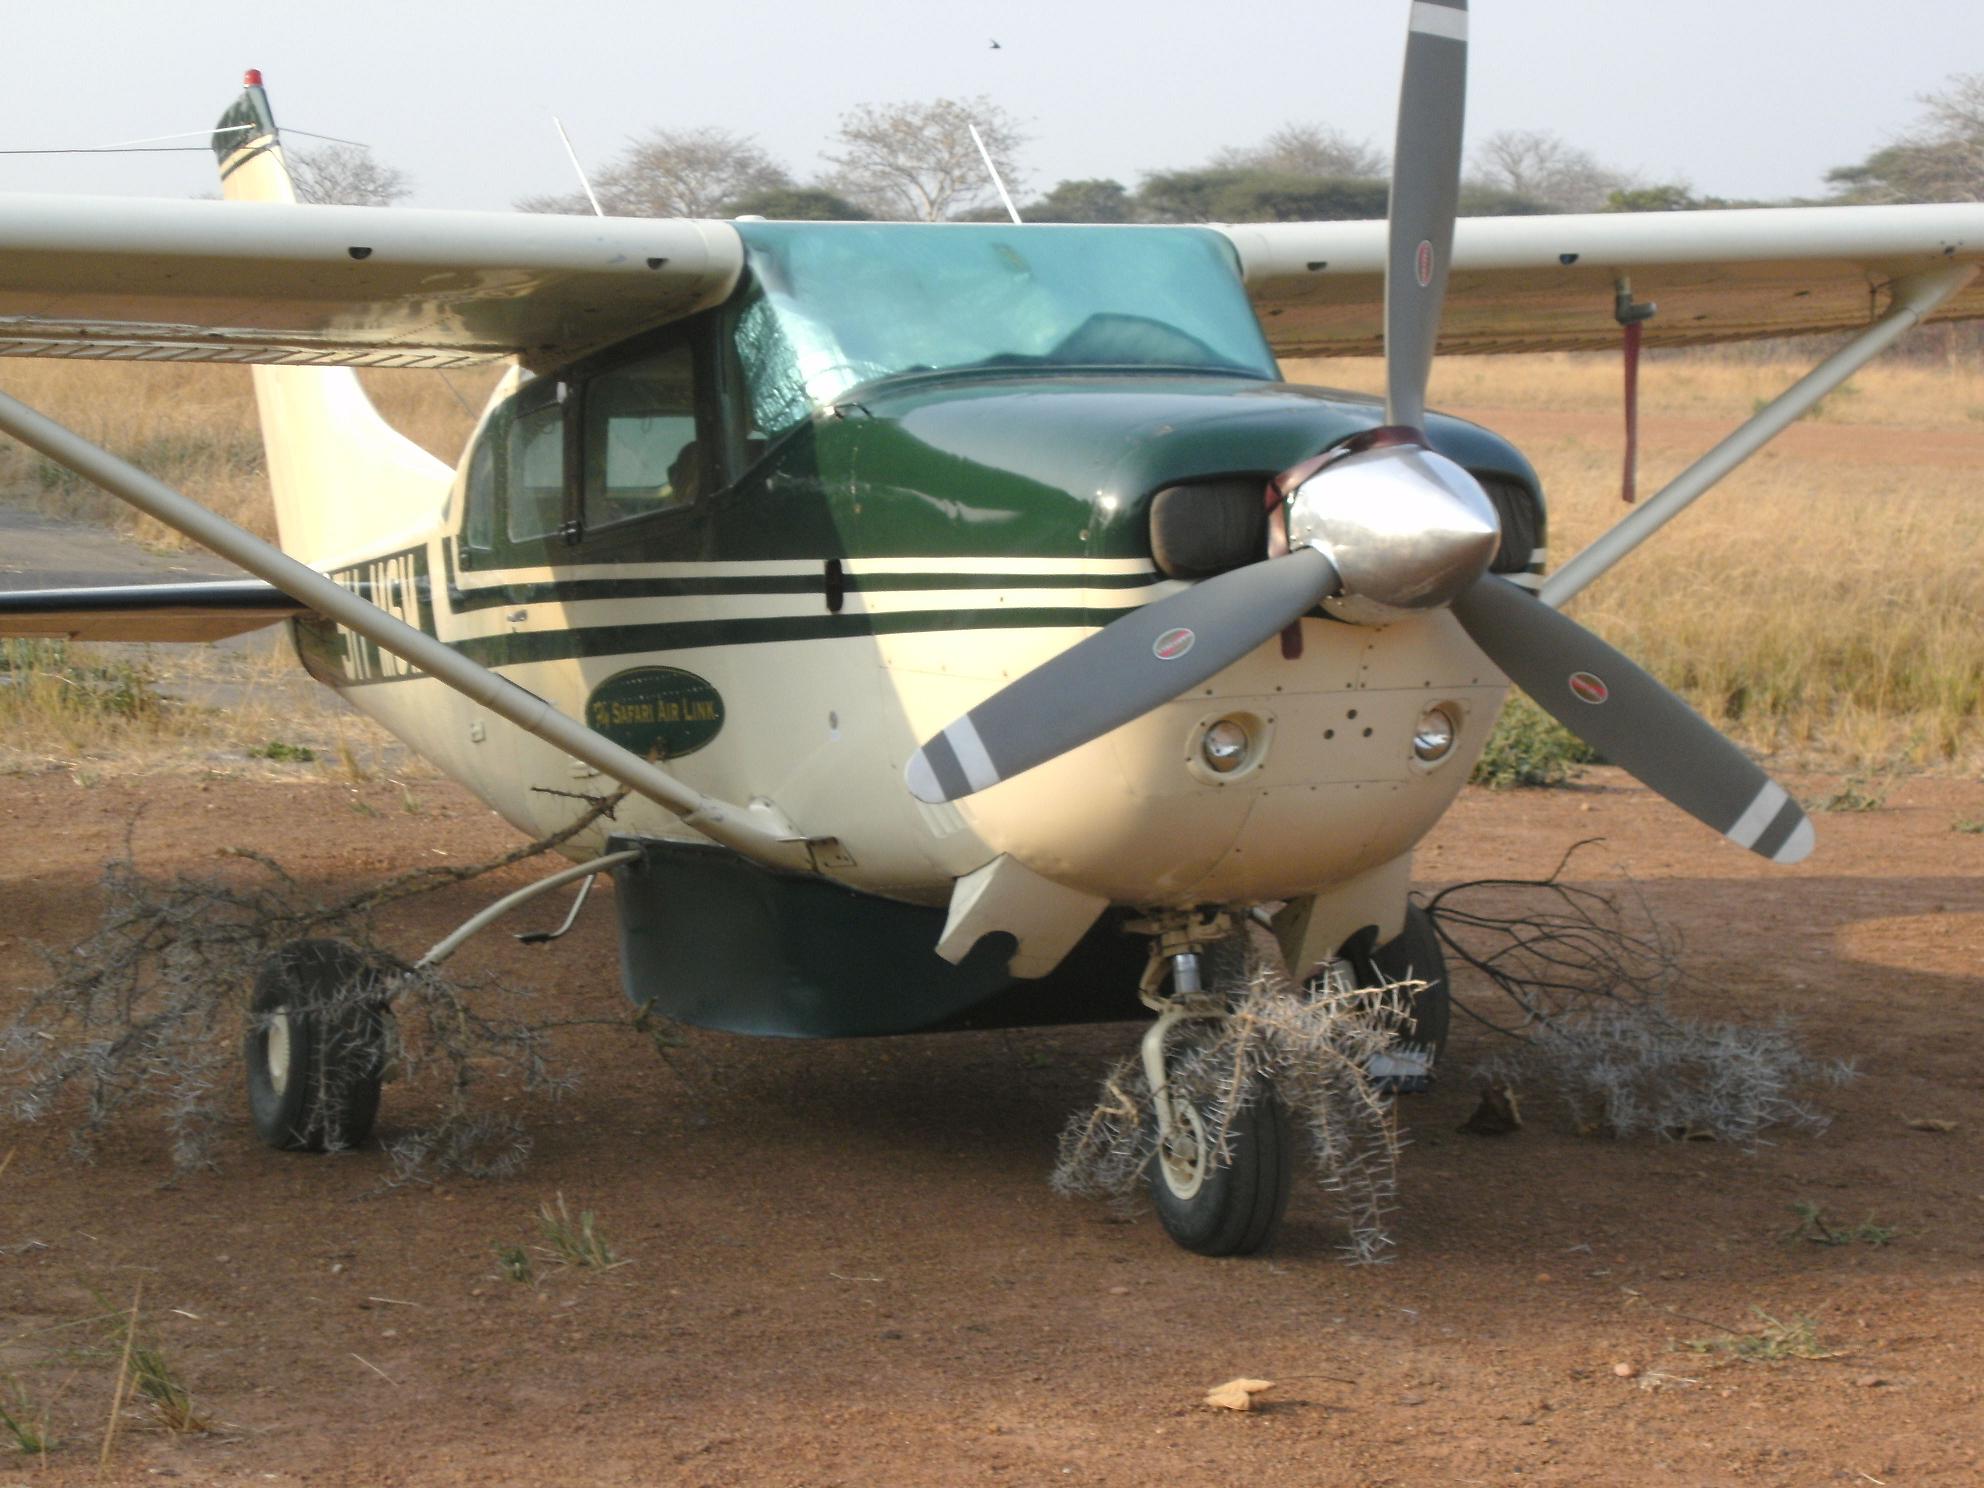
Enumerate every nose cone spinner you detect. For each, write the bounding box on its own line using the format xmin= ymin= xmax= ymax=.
xmin=1286 ymin=444 xmax=1500 ymax=625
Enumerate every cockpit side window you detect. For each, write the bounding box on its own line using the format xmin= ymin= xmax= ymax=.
xmin=459 ymin=314 xmax=727 ymax=567
xmin=458 ymin=378 xmax=569 ymax=568
xmin=581 ymin=342 xmax=703 ymax=531
xmin=506 ymin=396 xmax=567 ymax=542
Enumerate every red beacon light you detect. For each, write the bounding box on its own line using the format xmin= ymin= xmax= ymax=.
xmin=243 ymin=68 xmax=264 ymax=87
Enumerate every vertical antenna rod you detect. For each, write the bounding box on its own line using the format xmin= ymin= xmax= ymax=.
xmin=551 ymin=117 xmax=605 ymax=217
xmin=968 ymin=121 xmax=1022 ymax=225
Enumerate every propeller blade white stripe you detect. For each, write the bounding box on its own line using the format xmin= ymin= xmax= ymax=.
xmin=944 ymin=715 xmax=1003 ymax=794
xmin=1725 ymin=780 xmax=1789 ymax=850
xmin=1410 ymin=1 xmax=1468 ymax=40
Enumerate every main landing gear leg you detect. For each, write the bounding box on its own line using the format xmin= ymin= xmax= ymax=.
xmin=1132 ymin=912 xmax=1293 ymax=1257
xmin=244 ymin=848 xmax=641 ymax=1154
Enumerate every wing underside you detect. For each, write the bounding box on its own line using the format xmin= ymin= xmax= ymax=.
xmin=0 ymin=198 xmax=1977 ymax=371
xmin=1223 ymin=203 xmax=1984 ymax=356
xmin=0 ymin=195 xmax=745 ymax=370
xmin=0 ymin=580 xmax=307 ymax=642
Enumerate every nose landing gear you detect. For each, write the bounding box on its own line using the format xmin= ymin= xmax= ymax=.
xmin=1132 ymin=913 xmax=1293 ymax=1257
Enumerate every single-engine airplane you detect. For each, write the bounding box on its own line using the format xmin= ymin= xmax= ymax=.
xmin=1 ymin=2 xmax=1979 ymax=1255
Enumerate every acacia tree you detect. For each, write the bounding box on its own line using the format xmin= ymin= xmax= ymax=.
xmin=1211 ymin=122 xmax=1386 ymax=180
xmin=290 ymin=144 xmax=411 ymax=207
xmin=1470 ymin=129 xmax=1628 ymax=213
xmin=824 ymin=97 xmax=1026 ymax=221
xmin=518 ymin=127 xmax=790 ymax=217
xmin=1023 ymin=178 xmax=1136 ymax=223
xmin=1827 ymin=73 xmax=1984 ymax=203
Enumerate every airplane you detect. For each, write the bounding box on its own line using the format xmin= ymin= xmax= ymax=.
xmin=1 ymin=1 xmax=1979 ymax=1257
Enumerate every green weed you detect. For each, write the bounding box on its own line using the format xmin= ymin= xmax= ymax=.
xmin=1785 ymin=1202 xmax=1896 ymax=1247
xmin=494 ymin=1244 xmax=535 ymax=1284
xmin=1471 ymin=693 xmax=1598 ymax=789
xmin=247 ymin=739 xmax=316 ymax=763
xmin=1807 ymin=774 xmax=1891 ymax=812
xmin=0 ymin=1376 xmax=52 ymax=1455
xmin=1686 ymin=1308 xmax=1838 ymax=1363
xmin=534 ymin=1193 xmax=623 ymax=1271
xmin=1954 ymin=817 xmax=1984 ymax=834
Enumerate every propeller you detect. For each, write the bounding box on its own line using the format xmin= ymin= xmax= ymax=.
xmin=903 ymin=0 xmax=1813 ymax=866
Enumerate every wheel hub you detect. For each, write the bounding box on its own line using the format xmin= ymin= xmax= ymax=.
xmin=265 ymin=1009 xmax=293 ymax=1096
xmin=1156 ymin=1095 xmax=1209 ymax=1201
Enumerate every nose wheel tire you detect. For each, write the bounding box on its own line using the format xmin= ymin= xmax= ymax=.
xmin=1148 ymin=1080 xmax=1292 ymax=1257
xmin=245 ymin=939 xmax=390 ymax=1152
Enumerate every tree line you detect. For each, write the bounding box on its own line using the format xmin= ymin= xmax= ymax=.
xmin=297 ymin=77 xmax=1984 ymax=220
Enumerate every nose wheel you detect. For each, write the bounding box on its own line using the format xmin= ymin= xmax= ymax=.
xmin=1147 ymin=1070 xmax=1293 ymax=1256
xmin=1136 ymin=931 xmax=1293 ymax=1257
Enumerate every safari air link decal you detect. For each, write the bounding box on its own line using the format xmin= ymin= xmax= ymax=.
xmin=585 ymin=667 xmax=726 ymax=760
xmin=1153 ymin=626 xmax=1196 ymax=661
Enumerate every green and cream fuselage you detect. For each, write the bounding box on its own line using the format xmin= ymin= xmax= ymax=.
xmin=277 ymin=220 xmax=1542 ymax=1024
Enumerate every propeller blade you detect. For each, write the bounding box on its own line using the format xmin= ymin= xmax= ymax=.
xmin=1385 ymin=0 xmax=1468 ymax=431
xmin=1452 ymin=574 xmax=1813 ymax=864
xmin=906 ymin=547 xmax=1341 ymax=804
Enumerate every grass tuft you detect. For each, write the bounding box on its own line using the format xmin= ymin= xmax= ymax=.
xmin=534 ymin=1193 xmax=624 ymax=1271
xmin=1785 ymin=1201 xmax=1896 ymax=1247
xmin=0 ymin=1377 xmax=52 ymax=1455
xmin=494 ymin=1244 xmax=535 ymax=1284
xmin=1807 ymin=772 xmax=1894 ymax=813
xmin=1685 ymin=1308 xmax=1839 ymax=1363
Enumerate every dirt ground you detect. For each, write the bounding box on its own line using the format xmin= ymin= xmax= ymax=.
xmin=1 ymin=763 xmax=1979 ymax=1487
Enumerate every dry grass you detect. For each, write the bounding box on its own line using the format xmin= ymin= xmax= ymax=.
xmin=0 ymin=633 xmax=437 ymax=781
xmin=0 ymin=352 xmax=1977 ymax=769
xmin=1297 ymin=350 xmax=1984 ymax=767
xmin=1299 ymin=346 xmax=1984 ymax=428
xmin=0 ymin=361 xmax=499 ymax=547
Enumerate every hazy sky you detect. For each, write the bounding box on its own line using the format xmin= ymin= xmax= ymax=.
xmin=1 ymin=1 xmax=1972 ymax=211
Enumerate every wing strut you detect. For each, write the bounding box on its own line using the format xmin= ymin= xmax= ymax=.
xmin=1542 ymin=262 xmax=1978 ymax=608
xmin=0 ymin=387 xmax=815 ymax=872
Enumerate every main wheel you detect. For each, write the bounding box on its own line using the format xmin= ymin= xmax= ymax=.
xmin=245 ymin=939 xmax=390 ymax=1152
xmin=1348 ymin=903 xmax=1451 ymax=1091
xmin=1148 ymin=1078 xmax=1292 ymax=1257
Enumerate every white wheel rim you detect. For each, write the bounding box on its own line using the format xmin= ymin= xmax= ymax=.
xmin=1157 ymin=1097 xmax=1209 ymax=1201
xmin=266 ymin=1009 xmax=293 ymax=1096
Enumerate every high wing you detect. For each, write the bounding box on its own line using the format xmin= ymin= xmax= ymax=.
xmin=1221 ymin=203 xmax=1984 ymax=356
xmin=0 ymin=194 xmax=742 ymax=370
xmin=3 ymin=195 xmax=1977 ymax=371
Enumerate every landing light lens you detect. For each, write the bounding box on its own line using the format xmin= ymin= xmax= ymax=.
xmin=1202 ymin=719 xmax=1251 ymax=773
xmin=1413 ymin=706 xmax=1457 ymax=762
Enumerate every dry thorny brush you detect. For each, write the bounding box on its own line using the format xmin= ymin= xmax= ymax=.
xmin=1053 ymin=929 xmax=1411 ymax=1265
xmin=1427 ymin=841 xmax=1854 ymax=1145
xmin=1054 ymin=844 xmax=1852 ymax=1261
xmin=0 ymin=791 xmax=632 ymax=1186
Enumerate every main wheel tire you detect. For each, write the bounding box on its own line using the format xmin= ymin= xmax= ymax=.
xmin=1148 ymin=1080 xmax=1292 ymax=1257
xmin=1351 ymin=903 xmax=1451 ymax=1088
xmin=245 ymin=939 xmax=389 ymax=1152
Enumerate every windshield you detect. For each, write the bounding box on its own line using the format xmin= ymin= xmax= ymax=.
xmin=731 ymin=222 xmax=1278 ymax=435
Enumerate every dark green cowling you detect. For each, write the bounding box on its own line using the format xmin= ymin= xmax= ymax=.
xmin=830 ymin=371 xmax=1542 ymax=569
